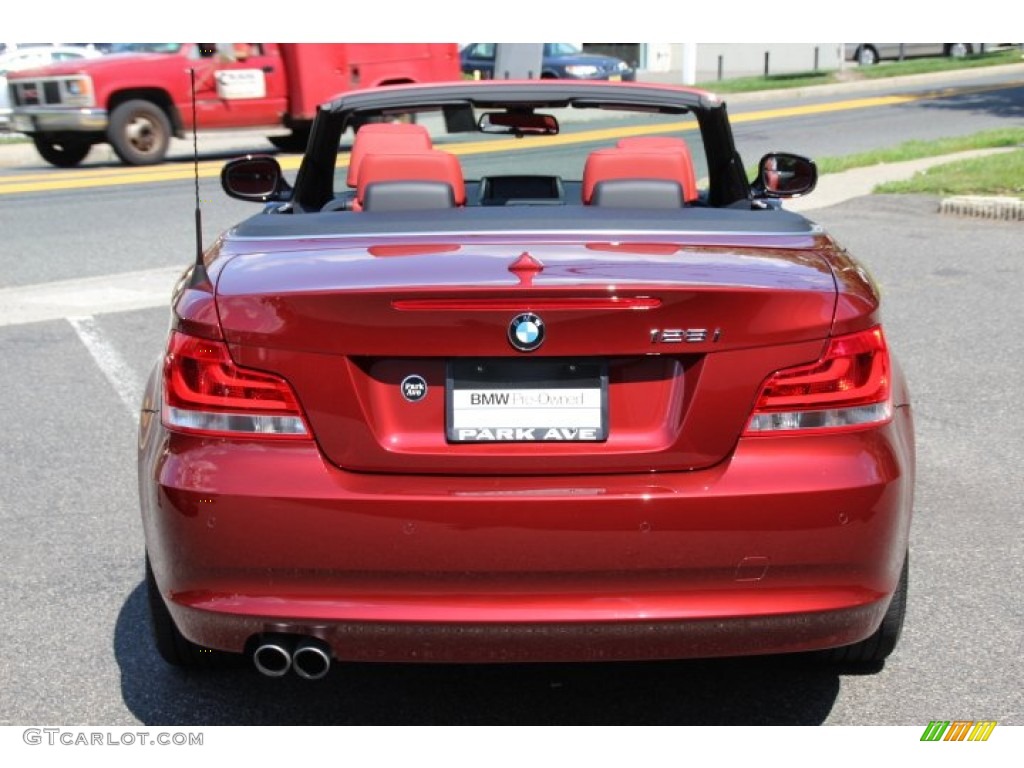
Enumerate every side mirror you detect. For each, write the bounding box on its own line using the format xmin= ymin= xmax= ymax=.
xmin=221 ymin=155 xmax=291 ymax=202
xmin=754 ymin=153 xmax=817 ymax=198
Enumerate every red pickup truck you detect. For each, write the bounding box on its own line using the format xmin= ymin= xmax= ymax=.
xmin=6 ymin=43 xmax=461 ymax=167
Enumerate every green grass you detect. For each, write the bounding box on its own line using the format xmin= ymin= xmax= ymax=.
xmin=855 ymin=48 xmax=1022 ymax=79
xmin=875 ymin=150 xmax=1024 ymax=198
xmin=700 ymin=48 xmax=1022 ymax=94
xmin=745 ymin=129 xmax=1024 ymax=182
xmin=815 ymin=128 xmax=1024 ymax=174
xmin=807 ymin=127 xmax=1024 ymax=198
xmin=697 ymin=71 xmax=835 ymax=93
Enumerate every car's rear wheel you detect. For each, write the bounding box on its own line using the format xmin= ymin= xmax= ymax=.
xmin=32 ymin=135 xmax=92 ymax=167
xmin=821 ymin=551 xmax=908 ymax=665
xmin=145 ymin=552 xmax=209 ymax=667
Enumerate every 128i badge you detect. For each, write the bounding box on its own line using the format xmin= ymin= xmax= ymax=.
xmin=400 ymin=374 xmax=428 ymax=402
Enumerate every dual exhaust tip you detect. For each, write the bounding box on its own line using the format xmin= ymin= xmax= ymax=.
xmin=252 ymin=635 xmax=331 ymax=680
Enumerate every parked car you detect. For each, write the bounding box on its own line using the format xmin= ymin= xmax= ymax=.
xmin=846 ymin=43 xmax=976 ymax=65
xmin=0 ymin=45 xmax=102 ymax=130
xmin=461 ymin=43 xmax=635 ymax=81
xmin=139 ymin=79 xmax=914 ymax=678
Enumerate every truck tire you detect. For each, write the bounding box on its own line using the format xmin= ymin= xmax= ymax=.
xmin=350 ymin=113 xmax=417 ymax=133
xmin=268 ymin=127 xmax=310 ymax=153
xmin=32 ymin=136 xmax=92 ymax=167
xmin=108 ymin=99 xmax=171 ymax=166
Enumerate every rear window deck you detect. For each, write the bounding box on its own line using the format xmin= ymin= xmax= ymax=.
xmin=230 ymin=205 xmax=820 ymax=241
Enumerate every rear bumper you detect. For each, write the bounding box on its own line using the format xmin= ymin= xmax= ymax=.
xmin=139 ymin=406 xmax=914 ymax=662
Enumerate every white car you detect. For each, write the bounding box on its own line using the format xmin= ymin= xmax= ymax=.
xmin=1 ymin=45 xmax=102 ymax=130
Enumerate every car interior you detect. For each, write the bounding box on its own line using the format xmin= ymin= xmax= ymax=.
xmin=220 ymin=87 xmax=815 ymax=216
xmin=321 ymin=123 xmax=703 ymax=213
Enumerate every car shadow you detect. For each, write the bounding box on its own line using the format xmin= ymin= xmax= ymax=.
xmin=116 ymin=584 xmax=849 ymax=726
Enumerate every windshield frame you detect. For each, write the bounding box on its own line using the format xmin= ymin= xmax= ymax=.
xmin=292 ymin=82 xmax=750 ymax=213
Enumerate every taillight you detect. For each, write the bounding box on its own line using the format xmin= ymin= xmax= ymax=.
xmin=745 ymin=326 xmax=892 ymax=435
xmin=162 ymin=331 xmax=309 ymax=438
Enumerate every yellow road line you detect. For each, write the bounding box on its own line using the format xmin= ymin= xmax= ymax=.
xmin=0 ymin=155 xmax=305 ymax=194
xmin=1 ymin=81 xmax=1019 ymax=196
xmin=0 ymin=154 xmax=302 ymax=184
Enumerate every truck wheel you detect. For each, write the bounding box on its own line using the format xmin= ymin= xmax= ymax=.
xmin=108 ymin=99 xmax=171 ymax=165
xmin=32 ymin=136 xmax=92 ymax=167
xmin=268 ymin=128 xmax=310 ymax=153
xmin=350 ymin=113 xmax=416 ymax=133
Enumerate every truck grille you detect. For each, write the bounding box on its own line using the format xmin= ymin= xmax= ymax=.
xmin=12 ymin=79 xmax=63 ymax=107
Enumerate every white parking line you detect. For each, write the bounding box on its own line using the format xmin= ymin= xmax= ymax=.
xmin=68 ymin=315 xmax=144 ymax=424
xmin=0 ymin=266 xmax=183 ymax=328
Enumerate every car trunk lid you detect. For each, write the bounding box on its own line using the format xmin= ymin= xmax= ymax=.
xmin=215 ymin=236 xmax=837 ymax=474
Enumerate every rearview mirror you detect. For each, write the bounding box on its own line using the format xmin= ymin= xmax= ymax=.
xmin=221 ymin=155 xmax=291 ymax=202
xmin=478 ymin=111 xmax=559 ymax=136
xmin=754 ymin=153 xmax=817 ymax=198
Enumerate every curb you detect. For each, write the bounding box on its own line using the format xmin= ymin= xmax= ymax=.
xmin=940 ymin=195 xmax=1024 ymax=221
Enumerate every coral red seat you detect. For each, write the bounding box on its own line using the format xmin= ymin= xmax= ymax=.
xmin=346 ymin=123 xmax=433 ymax=187
xmin=583 ymin=142 xmax=698 ymax=206
xmin=356 ymin=150 xmax=466 ymax=211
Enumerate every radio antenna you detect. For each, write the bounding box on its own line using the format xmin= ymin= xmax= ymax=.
xmin=188 ymin=67 xmax=210 ymax=287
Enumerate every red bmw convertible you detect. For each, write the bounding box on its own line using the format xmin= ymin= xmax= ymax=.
xmin=138 ymin=80 xmax=914 ymax=679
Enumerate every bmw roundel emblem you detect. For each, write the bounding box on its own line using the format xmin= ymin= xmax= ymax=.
xmin=508 ymin=313 xmax=545 ymax=352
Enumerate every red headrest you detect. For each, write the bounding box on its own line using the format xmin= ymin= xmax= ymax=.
xmin=584 ymin=142 xmax=698 ymax=203
xmin=346 ymin=123 xmax=432 ymax=187
xmin=356 ymin=150 xmax=466 ymax=207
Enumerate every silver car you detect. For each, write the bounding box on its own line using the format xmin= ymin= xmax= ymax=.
xmin=845 ymin=43 xmax=976 ymax=66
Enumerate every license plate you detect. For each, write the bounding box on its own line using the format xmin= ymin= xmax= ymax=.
xmin=447 ymin=359 xmax=607 ymax=442
xmin=10 ymin=114 xmax=33 ymax=133
xmin=608 ymin=74 xmax=622 ymax=82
